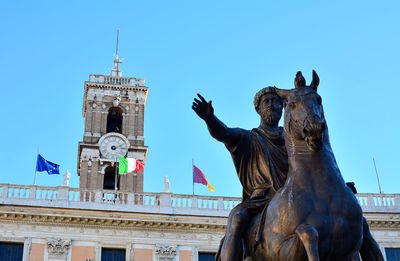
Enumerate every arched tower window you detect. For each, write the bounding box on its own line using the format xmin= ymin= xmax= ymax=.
xmin=107 ymin=107 xmax=123 ymax=133
xmin=103 ymin=166 xmax=120 ymax=190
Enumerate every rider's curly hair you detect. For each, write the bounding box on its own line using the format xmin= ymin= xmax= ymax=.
xmin=253 ymin=86 xmax=281 ymax=113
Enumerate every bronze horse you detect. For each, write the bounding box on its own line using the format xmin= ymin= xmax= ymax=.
xmin=248 ymin=71 xmax=364 ymax=261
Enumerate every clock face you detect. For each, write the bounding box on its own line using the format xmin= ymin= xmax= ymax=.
xmin=98 ymin=133 xmax=129 ymax=160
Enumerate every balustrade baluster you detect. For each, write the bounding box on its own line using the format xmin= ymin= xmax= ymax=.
xmin=366 ymin=195 xmax=374 ymax=208
xmin=394 ymin=195 xmax=400 ymax=207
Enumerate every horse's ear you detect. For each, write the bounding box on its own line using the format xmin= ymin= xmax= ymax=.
xmin=310 ymin=70 xmax=320 ymax=91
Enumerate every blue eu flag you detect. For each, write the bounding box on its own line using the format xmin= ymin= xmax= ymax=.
xmin=36 ymin=154 xmax=60 ymax=175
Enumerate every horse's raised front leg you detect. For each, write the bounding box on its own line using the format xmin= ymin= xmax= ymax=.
xmin=295 ymin=224 xmax=320 ymax=261
xmin=276 ymin=224 xmax=319 ymax=261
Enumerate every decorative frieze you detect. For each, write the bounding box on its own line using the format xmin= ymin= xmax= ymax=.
xmin=0 ymin=207 xmax=227 ymax=232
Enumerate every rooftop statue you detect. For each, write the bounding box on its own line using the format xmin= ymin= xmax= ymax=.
xmin=193 ymin=71 xmax=383 ymax=261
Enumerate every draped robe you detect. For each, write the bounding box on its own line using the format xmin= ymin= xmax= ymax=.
xmin=227 ymin=127 xmax=288 ymax=203
xmin=225 ymin=127 xmax=288 ymax=246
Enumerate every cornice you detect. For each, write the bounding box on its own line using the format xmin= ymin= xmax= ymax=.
xmin=368 ymin=220 xmax=400 ymax=229
xmin=84 ymin=82 xmax=149 ymax=92
xmin=1 ymin=206 xmax=398 ymax=232
xmin=0 ymin=206 xmax=227 ymax=232
xmin=364 ymin=212 xmax=400 ymax=229
xmin=82 ymin=81 xmax=149 ymax=117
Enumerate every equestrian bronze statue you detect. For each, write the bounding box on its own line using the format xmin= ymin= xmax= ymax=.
xmin=192 ymin=71 xmax=384 ymax=261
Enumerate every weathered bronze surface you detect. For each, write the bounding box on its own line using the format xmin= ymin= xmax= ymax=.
xmin=192 ymin=71 xmax=383 ymax=261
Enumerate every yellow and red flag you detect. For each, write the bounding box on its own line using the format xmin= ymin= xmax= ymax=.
xmin=193 ymin=164 xmax=215 ymax=192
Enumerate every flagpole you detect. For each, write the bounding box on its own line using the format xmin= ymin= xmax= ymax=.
xmin=33 ymin=149 xmax=39 ymax=185
xmin=373 ymin=157 xmax=382 ymax=194
xmin=192 ymin=158 xmax=194 ymax=195
xmin=114 ymin=156 xmax=118 ymax=202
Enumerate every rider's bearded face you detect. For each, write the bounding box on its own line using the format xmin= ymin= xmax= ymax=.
xmin=258 ymin=93 xmax=283 ymax=126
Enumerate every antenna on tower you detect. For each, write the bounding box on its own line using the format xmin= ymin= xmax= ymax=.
xmin=115 ymin=29 xmax=119 ymax=57
xmin=111 ymin=29 xmax=122 ymax=77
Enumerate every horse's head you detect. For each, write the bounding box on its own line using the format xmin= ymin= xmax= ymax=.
xmin=278 ymin=70 xmax=326 ymax=151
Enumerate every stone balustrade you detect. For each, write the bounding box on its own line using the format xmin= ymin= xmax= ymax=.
xmin=88 ymin=74 xmax=145 ymax=87
xmin=0 ymin=183 xmax=398 ymax=216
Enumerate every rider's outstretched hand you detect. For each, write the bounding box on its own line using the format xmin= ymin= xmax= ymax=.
xmin=192 ymin=93 xmax=214 ymax=121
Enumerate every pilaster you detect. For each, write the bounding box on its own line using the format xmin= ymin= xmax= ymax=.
xmin=90 ymin=160 xmax=99 ymax=189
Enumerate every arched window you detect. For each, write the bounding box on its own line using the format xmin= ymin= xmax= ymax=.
xmin=107 ymin=107 xmax=123 ymax=133
xmin=103 ymin=166 xmax=120 ymax=190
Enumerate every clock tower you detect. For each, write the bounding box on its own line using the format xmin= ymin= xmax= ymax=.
xmin=77 ymin=51 xmax=148 ymax=193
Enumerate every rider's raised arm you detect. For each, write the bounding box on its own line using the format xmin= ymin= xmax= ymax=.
xmin=192 ymin=93 xmax=242 ymax=148
xmin=203 ymin=114 xmax=242 ymax=148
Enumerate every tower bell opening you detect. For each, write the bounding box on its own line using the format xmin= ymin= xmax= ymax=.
xmin=107 ymin=107 xmax=123 ymax=133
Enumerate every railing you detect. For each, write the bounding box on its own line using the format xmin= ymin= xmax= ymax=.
xmin=171 ymin=194 xmax=241 ymax=211
xmin=5 ymin=185 xmax=58 ymax=201
xmin=88 ymin=74 xmax=145 ymax=87
xmin=0 ymin=183 xmax=399 ymax=216
xmin=356 ymin=193 xmax=399 ymax=212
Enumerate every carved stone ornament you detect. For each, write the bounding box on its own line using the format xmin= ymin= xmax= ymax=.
xmin=113 ymin=94 xmax=122 ymax=106
xmin=47 ymin=238 xmax=70 ymax=259
xmin=155 ymin=244 xmax=177 ymax=261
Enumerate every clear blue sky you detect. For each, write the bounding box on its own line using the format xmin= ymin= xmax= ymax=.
xmin=0 ymin=1 xmax=399 ymax=197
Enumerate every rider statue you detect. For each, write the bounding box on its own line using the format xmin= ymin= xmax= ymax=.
xmin=192 ymin=87 xmax=288 ymax=261
xmin=193 ymin=73 xmax=384 ymax=261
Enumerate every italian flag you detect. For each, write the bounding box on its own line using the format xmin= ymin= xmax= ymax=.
xmin=118 ymin=157 xmax=144 ymax=175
